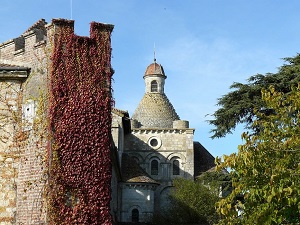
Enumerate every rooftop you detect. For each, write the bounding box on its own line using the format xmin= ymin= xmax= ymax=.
xmin=132 ymin=93 xmax=179 ymax=128
xmin=144 ymin=61 xmax=166 ymax=78
xmin=121 ymin=154 xmax=158 ymax=184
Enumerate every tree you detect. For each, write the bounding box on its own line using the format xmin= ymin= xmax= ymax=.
xmin=154 ymin=178 xmax=219 ymax=225
xmin=209 ymin=53 xmax=300 ymax=138
xmin=197 ymin=171 xmax=232 ymax=197
xmin=215 ymin=85 xmax=300 ymax=224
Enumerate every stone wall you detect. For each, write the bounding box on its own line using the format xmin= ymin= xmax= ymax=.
xmin=124 ymin=128 xmax=195 ymax=180
xmin=0 ymin=22 xmax=50 ymax=225
xmin=0 ymin=19 xmax=47 ymax=68
xmin=15 ymin=134 xmax=47 ymax=224
xmin=0 ymin=76 xmax=48 ymax=225
xmin=120 ymin=184 xmax=156 ymax=223
xmin=0 ymin=80 xmax=22 ymax=225
xmin=0 ymin=19 xmax=70 ymax=225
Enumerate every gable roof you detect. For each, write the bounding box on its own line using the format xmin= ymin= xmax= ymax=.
xmin=121 ymin=154 xmax=159 ymax=184
xmin=112 ymin=108 xmax=129 ymax=117
xmin=194 ymin=141 xmax=216 ymax=176
xmin=23 ymin=18 xmax=47 ymax=34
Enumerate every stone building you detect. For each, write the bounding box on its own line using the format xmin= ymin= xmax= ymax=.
xmin=111 ymin=59 xmax=215 ymax=223
xmin=0 ymin=18 xmax=50 ymax=225
xmin=0 ymin=18 xmax=115 ymax=225
xmin=0 ymin=19 xmax=215 ymax=224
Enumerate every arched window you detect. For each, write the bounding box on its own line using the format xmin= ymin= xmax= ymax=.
xmin=151 ymin=159 xmax=159 ymax=175
xmin=173 ymin=159 xmax=180 ymax=175
xmin=132 ymin=208 xmax=139 ymax=222
xmin=151 ymin=80 xmax=158 ymax=92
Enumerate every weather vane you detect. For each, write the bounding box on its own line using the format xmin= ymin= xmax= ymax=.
xmin=154 ymin=43 xmax=156 ymax=62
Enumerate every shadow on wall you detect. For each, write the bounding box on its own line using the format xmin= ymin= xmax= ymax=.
xmin=119 ymin=132 xmax=216 ymax=224
xmin=122 ymin=133 xmax=191 ymax=182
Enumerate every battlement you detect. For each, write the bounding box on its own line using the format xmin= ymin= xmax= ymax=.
xmin=0 ymin=18 xmax=114 ymax=68
xmin=0 ymin=19 xmax=48 ymax=67
xmin=1 ymin=19 xmax=46 ymax=48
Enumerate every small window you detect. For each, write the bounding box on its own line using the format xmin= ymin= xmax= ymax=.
xmin=151 ymin=80 xmax=158 ymax=92
xmin=173 ymin=160 xmax=180 ymax=175
xmin=151 ymin=159 xmax=159 ymax=175
xmin=150 ymin=138 xmax=158 ymax=147
xmin=132 ymin=208 xmax=139 ymax=222
xmin=22 ymin=100 xmax=36 ymax=131
xmin=148 ymin=137 xmax=162 ymax=149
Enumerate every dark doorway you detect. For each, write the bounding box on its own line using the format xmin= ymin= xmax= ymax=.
xmin=132 ymin=208 xmax=139 ymax=222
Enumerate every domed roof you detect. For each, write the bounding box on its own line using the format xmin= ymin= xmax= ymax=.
xmin=132 ymin=93 xmax=180 ymax=128
xmin=144 ymin=61 xmax=166 ymax=78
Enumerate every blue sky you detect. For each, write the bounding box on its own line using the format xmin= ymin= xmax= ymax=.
xmin=1 ymin=1 xmax=300 ymax=157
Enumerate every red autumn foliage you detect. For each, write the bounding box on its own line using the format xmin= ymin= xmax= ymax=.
xmin=48 ymin=21 xmax=114 ymax=225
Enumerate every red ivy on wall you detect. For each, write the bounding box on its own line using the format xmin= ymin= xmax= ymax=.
xmin=48 ymin=19 xmax=114 ymax=225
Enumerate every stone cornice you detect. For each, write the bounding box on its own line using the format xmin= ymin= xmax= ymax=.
xmin=0 ymin=70 xmax=29 ymax=80
xmin=120 ymin=182 xmax=159 ymax=190
xmin=131 ymin=128 xmax=195 ymax=134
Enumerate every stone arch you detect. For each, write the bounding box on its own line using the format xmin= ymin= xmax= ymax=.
xmin=145 ymin=152 xmax=165 ymax=177
xmin=145 ymin=152 xmax=166 ymax=163
xmin=166 ymin=152 xmax=186 ymax=162
xmin=158 ymin=186 xmax=174 ymax=211
xmin=127 ymin=152 xmax=144 ymax=164
xmin=167 ymin=153 xmax=186 ymax=177
xmin=128 ymin=205 xmax=142 ymax=223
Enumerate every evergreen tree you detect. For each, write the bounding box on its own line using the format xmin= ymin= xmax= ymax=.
xmin=209 ymin=54 xmax=300 ymax=138
xmin=215 ymin=85 xmax=300 ymax=224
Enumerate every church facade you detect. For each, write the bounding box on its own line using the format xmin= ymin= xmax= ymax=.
xmin=111 ymin=59 xmax=215 ymax=223
xmin=0 ymin=19 xmax=215 ymax=224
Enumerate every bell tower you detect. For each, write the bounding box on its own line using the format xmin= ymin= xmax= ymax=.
xmin=132 ymin=58 xmax=179 ymax=128
xmin=143 ymin=58 xmax=167 ymax=94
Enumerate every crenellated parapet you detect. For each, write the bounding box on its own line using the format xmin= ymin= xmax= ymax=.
xmin=0 ymin=19 xmax=47 ymax=65
xmin=0 ymin=18 xmax=114 ymax=70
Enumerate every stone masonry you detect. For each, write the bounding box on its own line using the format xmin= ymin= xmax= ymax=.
xmin=0 ymin=18 xmax=111 ymax=225
xmin=0 ymin=77 xmax=24 ymax=225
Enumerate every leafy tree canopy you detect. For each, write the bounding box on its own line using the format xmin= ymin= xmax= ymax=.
xmin=215 ymin=85 xmax=300 ymax=224
xmin=209 ymin=53 xmax=300 ymax=138
xmin=197 ymin=171 xmax=232 ymax=197
xmin=154 ymin=178 xmax=219 ymax=225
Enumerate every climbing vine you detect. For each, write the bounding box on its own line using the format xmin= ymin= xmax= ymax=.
xmin=48 ymin=20 xmax=114 ymax=224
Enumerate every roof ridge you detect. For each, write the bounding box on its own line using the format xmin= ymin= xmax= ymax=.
xmin=23 ymin=18 xmax=47 ymax=34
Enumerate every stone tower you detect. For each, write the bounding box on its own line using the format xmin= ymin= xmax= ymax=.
xmin=132 ymin=59 xmax=179 ymax=128
xmin=0 ymin=18 xmax=114 ymax=225
xmin=123 ymin=59 xmax=195 ymax=222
